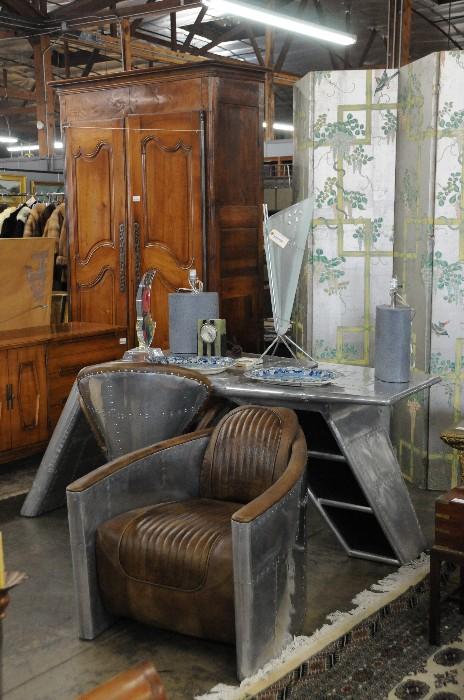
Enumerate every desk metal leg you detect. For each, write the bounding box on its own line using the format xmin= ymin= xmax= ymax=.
xmin=302 ymin=402 xmax=426 ymax=565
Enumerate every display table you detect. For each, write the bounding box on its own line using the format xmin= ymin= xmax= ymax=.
xmin=23 ymin=357 xmax=439 ymax=566
xmin=209 ymin=361 xmax=441 ymax=565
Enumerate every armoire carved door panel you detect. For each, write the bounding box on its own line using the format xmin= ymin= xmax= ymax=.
xmin=126 ymin=112 xmax=203 ymax=349
xmin=9 ymin=345 xmax=47 ymax=448
xmin=66 ymin=120 xmax=128 ymax=328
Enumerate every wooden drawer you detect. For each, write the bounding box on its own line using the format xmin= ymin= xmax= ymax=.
xmin=47 ymin=332 xmax=126 ymax=430
xmin=435 ymin=486 xmax=464 ymax=553
xmin=47 ymin=333 xmax=125 ymax=378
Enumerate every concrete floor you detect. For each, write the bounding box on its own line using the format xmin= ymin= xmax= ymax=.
xmin=0 ymin=484 xmax=438 ymax=700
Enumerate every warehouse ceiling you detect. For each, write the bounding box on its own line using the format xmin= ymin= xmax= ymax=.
xmin=0 ymin=0 xmax=463 ymax=149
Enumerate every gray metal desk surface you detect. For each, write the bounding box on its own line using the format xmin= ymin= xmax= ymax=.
xmin=209 ymin=361 xmax=439 ymax=408
xmin=209 ymin=361 xmax=440 ymax=566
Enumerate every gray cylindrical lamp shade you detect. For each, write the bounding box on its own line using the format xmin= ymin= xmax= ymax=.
xmin=169 ymin=292 xmax=219 ymax=354
xmin=374 ymin=305 xmax=413 ymax=383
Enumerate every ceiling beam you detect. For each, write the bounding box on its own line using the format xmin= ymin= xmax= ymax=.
xmin=0 ymin=0 xmax=43 ymax=17
xmin=183 ymin=6 xmax=207 ymax=50
xmin=0 ymin=104 xmax=37 ymax=116
xmin=358 ymin=27 xmax=377 ymax=67
xmin=81 ymin=48 xmax=101 ymax=77
xmin=411 ymin=7 xmax=462 ymax=50
xmin=50 ymin=0 xmax=201 ymax=22
xmin=274 ymin=0 xmax=310 ymax=73
xmin=0 ymin=86 xmax=36 ymax=101
xmin=197 ymin=22 xmax=248 ymax=55
xmin=246 ymin=26 xmax=264 ymax=66
xmin=170 ymin=12 xmax=177 ymax=51
xmin=49 ymin=0 xmax=124 ymax=19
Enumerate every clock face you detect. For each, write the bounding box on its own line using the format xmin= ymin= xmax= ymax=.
xmin=200 ymin=322 xmax=217 ymax=344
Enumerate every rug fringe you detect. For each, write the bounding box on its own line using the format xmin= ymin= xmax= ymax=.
xmin=195 ymin=553 xmax=430 ymax=700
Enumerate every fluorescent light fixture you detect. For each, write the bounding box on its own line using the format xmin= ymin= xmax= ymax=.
xmin=262 ymin=121 xmax=294 ymax=132
xmin=54 ymin=141 xmax=64 ymax=148
xmin=203 ymin=0 xmax=356 ymax=46
xmin=0 ymin=136 xmax=18 ymax=144
xmin=7 ymin=144 xmax=40 ymax=152
xmin=273 ymin=122 xmax=294 ymax=132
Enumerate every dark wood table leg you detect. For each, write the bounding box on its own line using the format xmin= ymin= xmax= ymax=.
xmin=429 ymin=548 xmax=442 ymax=645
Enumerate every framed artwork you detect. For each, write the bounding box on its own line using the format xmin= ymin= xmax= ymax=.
xmin=31 ymin=181 xmax=64 ymax=199
xmin=0 ymin=173 xmax=26 ymax=205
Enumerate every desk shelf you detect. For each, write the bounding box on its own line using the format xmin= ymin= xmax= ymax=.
xmin=299 ymin=409 xmax=402 ymax=565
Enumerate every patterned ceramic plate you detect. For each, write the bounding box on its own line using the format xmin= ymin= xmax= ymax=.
xmin=244 ymin=366 xmax=339 ymax=387
xmin=166 ymin=355 xmax=236 ymax=375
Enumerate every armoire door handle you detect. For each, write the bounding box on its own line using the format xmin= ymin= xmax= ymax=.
xmin=134 ymin=222 xmax=142 ymax=285
xmin=119 ymin=223 xmax=126 ymax=293
xmin=6 ymin=383 xmax=13 ymax=410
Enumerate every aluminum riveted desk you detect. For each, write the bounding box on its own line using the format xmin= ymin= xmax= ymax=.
xmin=209 ymin=361 xmax=441 ymax=565
xmin=23 ymin=358 xmax=440 ymax=566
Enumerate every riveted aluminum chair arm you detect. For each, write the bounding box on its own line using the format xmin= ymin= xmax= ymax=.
xmin=231 ymin=429 xmax=308 ymax=680
xmin=68 ymin=428 xmax=214 ymax=493
xmin=232 ymin=429 xmax=307 ymax=524
xmin=66 ymin=429 xmax=212 ymax=641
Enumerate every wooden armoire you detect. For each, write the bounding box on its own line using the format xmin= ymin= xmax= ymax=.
xmin=53 ymin=62 xmax=264 ymax=351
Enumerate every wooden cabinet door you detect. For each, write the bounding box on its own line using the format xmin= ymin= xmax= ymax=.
xmin=126 ymin=112 xmax=203 ymax=349
xmin=9 ymin=345 xmax=48 ymax=448
xmin=66 ymin=120 xmax=128 ymax=328
xmin=0 ymin=350 xmax=11 ymax=453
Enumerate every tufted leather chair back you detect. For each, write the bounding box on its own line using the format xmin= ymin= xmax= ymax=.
xmin=77 ymin=363 xmax=211 ymax=461
xmin=199 ymin=405 xmax=301 ymax=504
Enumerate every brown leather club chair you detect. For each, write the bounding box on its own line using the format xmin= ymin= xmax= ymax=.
xmin=67 ymin=404 xmax=308 ymax=680
xmin=76 ymin=661 xmax=166 ymax=700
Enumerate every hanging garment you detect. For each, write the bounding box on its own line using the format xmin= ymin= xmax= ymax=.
xmin=24 ymin=203 xmax=47 ymax=237
xmin=0 ymin=206 xmax=16 ymax=237
xmin=15 ymin=205 xmax=31 ymax=237
xmin=44 ymin=202 xmax=65 ymax=252
xmin=1 ymin=204 xmax=29 ymax=238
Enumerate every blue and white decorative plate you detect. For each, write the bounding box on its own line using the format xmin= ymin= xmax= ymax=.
xmin=166 ymin=355 xmax=236 ymax=375
xmin=244 ymin=366 xmax=339 ymax=387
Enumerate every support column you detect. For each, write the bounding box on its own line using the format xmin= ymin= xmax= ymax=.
xmin=120 ymin=18 xmax=132 ymax=71
xmin=31 ymin=36 xmax=55 ymax=157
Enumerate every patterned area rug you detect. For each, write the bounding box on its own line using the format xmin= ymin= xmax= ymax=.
xmin=197 ymin=556 xmax=464 ymax=700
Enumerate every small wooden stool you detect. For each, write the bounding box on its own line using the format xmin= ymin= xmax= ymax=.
xmin=429 ymin=486 xmax=464 ymax=645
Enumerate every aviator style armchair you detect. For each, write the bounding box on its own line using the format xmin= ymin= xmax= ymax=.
xmin=67 ymin=405 xmax=308 ymax=680
xmin=22 ymin=363 xmax=211 ymax=516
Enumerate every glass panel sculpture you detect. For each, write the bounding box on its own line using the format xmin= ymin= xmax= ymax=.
xmin=123 ymin=269 xmax=165 ymax=362
xmin=263 ymin=197 xmax=316 ymax=364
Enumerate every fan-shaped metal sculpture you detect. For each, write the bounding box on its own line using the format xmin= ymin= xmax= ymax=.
xmin=262 ymin=198 xmax=316 ymax=365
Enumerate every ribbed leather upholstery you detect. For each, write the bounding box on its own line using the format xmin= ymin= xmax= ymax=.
xmin=200 ymin=405 xmax=300 ymax=503
xmin=118 ymin=500 xmax=237 ymax=589
xmin=96 ymin=501 xmax=238 ymax=643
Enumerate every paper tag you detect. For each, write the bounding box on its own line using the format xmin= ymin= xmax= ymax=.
xmin=26 ymin=196 xmax=37 ymax=207
xmin=132 ymin=195 xmax=141 ymax=202
xmin=451 ymin=497 xmax=464 ymax=504
xmin=269 ymin=228 xmax=289 ymax=249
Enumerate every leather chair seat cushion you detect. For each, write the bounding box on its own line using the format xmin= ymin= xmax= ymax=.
xmin=96 ymin=499 xmax=239 ymax=643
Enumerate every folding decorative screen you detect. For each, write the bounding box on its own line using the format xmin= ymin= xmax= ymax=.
xmin=294 ymin=52 xmax=464 ymax=489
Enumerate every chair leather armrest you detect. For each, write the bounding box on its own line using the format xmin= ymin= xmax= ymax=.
xmin=232 ymin=429 xmax=307 ymax=524
xmin=67 ymin=428 xmax=214 ymax=493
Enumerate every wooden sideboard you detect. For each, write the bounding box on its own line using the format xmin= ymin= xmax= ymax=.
xmin=0 ymin=323 xmax=127 ymax=464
